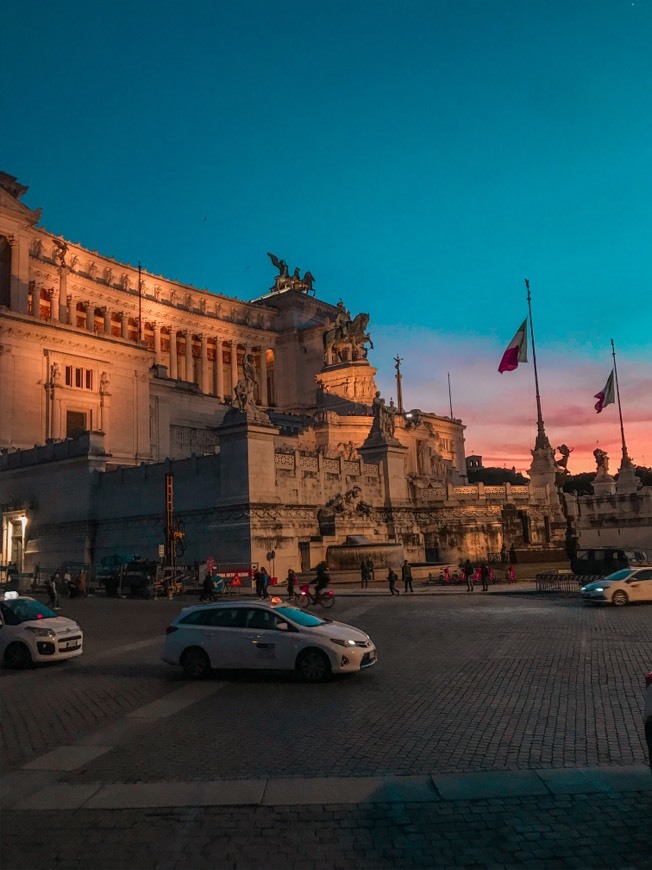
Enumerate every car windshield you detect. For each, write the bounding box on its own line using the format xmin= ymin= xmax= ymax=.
xmin=1 ymin=598 xmax=58 ymax=625
xmin=604 ymin=569 xmax=633 ymax=581
xmin=274 ymin=606 xmax=326 ymax=627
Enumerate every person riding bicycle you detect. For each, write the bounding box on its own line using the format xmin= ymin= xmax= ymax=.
xmin=311 ymin=562 xmax=330 ymax=601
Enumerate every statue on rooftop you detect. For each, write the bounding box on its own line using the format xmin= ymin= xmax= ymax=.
xmin=593 ymin=447 xmax=609 ymax=475
xmin=266 ymin=253 xmax=316 ymax=295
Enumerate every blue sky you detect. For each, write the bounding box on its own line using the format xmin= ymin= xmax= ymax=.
xmin=2 ymin=0 xmax=650 ymax=471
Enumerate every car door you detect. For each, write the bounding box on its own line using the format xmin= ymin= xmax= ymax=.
xmin=235 ymin=608 xmax=299 ymax=669
xmin=627 ymin=569 xmax=652 ymax=602
xmin=177 ymin=607 xmax=245 ymax=667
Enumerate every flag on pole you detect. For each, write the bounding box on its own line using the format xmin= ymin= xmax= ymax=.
xmin=594 ymin=370 xmax=615 ymax=413
xmin=498 ymin=319 xmax=528 ymax=373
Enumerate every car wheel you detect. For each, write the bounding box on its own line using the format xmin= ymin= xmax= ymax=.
xmin=320 ymin=593 xmax=335 ymax=609
xmin=180 ymin=647 xmax=211 ymax=678
xmin=4 ymin=642 xmax=33 ymax=670
xmin=296 ymin=648 xmax=331 ymax=683
xmin=612 ymin=590 xmax=628 ymax=607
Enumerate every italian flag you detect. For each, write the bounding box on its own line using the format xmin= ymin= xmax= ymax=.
xmin=498 ymin=319 xmax=528 ymax=373
xmin=594 ymin=370 xmax=615 ymax=413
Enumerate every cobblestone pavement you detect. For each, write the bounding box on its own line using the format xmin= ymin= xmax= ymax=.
xmin=3 ymin=793 xmax=652 ymax=870
xmin=2 ymin=591 xmax=651 ymax=868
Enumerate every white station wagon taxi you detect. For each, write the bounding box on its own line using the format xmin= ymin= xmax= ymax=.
xmin=163 ymin=598 xmax=377 ymax=682
xmin=0 ymin=593 xmax=84 ymax=668
xmin=581 ymin=567 xmax=652 ymax=607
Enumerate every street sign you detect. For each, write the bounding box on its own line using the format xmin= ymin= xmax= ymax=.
xmin=158 ymin=544 xmax=165 ymax=559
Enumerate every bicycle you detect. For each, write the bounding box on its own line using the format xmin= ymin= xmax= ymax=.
xmin=296 ymin=584 xmax=335 ymax=609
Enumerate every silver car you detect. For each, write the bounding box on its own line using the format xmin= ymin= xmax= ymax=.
xmin=581 ymin=567 xmax=652 ymax=606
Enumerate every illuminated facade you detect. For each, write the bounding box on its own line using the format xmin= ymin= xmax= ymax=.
xmin=0 ymin=173 xmax=567 ymax=577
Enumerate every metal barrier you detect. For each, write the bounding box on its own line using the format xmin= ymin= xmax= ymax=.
xmin=535 ymin=573 xmax=595 ymax=594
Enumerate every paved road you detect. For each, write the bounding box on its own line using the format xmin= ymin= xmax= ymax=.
xmin=2 ymin=590 xmax=651 ymax=868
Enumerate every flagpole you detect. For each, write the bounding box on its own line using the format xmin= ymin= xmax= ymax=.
xmin=138 ymin=261 xmax=143 ymax=343
xmin=448 ymin=371 xmax=454 ymax=418
xmin=611 ymin=338 xmax=630 ymax=464
xmin=525 ymin=279 xmax=549 ymax=448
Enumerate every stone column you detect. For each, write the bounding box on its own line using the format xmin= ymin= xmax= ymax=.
xmin=185 ymin=332 xmax=194 ymax=383
xmin=101 ymin=308 xmax=111 ymax=334
xmin=8 ymin=235 xmax=29 ymax=314
xmin=169 ymin=329 xmax=178 ymax=379
xmin=51 ymin=274 xmax=62 ymax=323
xmin=84 ymin=302 xmax=94 ymax=331
xmin=200 ymin=334 xmax=209 ymax=394
xmin=153 ymin=322 xmax=161 ymax=364
xmin=215 ymin=338 xmax=223 ymax=399
xmin=259 ymin=347 xmax=268 ymax=406
xmin=66 ymin=294 xmax=74 ymax=325
xmin=230 ymin=341 xmax=239 ymax=398
xmin=121 ymin=313 xmax=129 ymax=339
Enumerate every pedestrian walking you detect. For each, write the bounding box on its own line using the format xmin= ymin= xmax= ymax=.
xmin=401 ymin=559 xmax=413 ymax=592
xmin=201 ymin=571 xmax=216 ymax=602
xmin=388 ymin=567 xmax=400 ymax=595
xmin=286 ymin=568 xmax=296 ymax=599
xmin=480 ymin=562 xmax=490 ymax=591
xmin=254 ymin=567 xmax=263 ymax=598
xmin=32 ymin=563 xmax=40 ymax=593
xmin=78 ymin=569 xmax=88 ymax=597
xmin=509 ymin=544 xmax=517 ymax=564
xmin=507 ymin=565 xmax=517 ymax=583
xmin=46 ymin=572 xmax=61 ymax=609
xmin=365 ymin=557 xmax=375 ymax=583
xmin=360 ymin=560 xmax=370 ymax=589
xmin=463 ymin=559 xmax=474 ymax=592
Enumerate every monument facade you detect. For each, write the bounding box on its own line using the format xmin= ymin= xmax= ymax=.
xmin=1 ymin=173 xmax=567 ymax=578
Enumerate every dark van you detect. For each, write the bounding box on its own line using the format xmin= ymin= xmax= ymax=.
xmin=571 ymin=548 xmax=629 ymax=576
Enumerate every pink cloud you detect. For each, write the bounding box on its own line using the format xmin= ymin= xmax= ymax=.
xmin=373 ymin=327 xmax=651 ymax=474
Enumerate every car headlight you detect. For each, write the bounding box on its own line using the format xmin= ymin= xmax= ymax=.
xmin=594 ymin=587 xmax=604 ymax=593
xmin=25 ymin=626 xmax=56 ymax=638
xmin=330 ymin=638 xmax=356 ymax=647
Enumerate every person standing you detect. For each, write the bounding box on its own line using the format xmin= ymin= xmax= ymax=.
xmin=401 ymin=559 xmax=413 ymax=593
xmin=365 ymin=557 xmax=375 ymax=584
xmin=286 ymin=568 xmax=296 ymax=599
xmin=260 ymin=567 xmax=270 ymax=599
xmin=388 ymin=567 xmax=400 ymax=596
xmin=480 ymin=562 xmax=490 ymax=592
xmin=254 ymin=567 xmax=263 ymax=598
xmin=360 ymin=560 xmax=369 ymax=590
xmin=46 ymin=572 xmax=61 ymax=609
xmin=463 ymin=559 xmax=474 ymax=592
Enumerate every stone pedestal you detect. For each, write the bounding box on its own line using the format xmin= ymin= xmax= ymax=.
xmin=592 ymin=471 xmax=616 ymax=496
xmin=315 ymin=360 xmax=377 ymax=414
xmin=616 ymin=458 xmax=640 ymax=494
xmin=358 ymin=440 xmax=409 ymax=505
xmin=218 ymin=410 xmax=279 ymax=503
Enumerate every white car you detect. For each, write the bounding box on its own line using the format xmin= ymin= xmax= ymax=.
xmin=0 ymin=593 xmax=84 ymax=668
xmin=581 ymin=567 xmax=652 ymax=606
xmin=163 ymin=599 xmax=377 ymax=682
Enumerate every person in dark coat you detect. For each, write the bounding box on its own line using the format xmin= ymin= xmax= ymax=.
xmin=401 ymin=559 xmax=413 ymax=593
xmin=480 ymin=562 xmax=490 ymax=592
xmin=463 ymin=559 xmax=474 ymax=592
xmin=254 ymin=568 xmax=263 ymax=598
xmin=286 ymin=568 xmax=296 ymax=599
xmin=388 ymin=568 xmax=400 ymax=596
xmin=260 ymin=567 xmax=270 ymax=599
xmin=360 ymin=560 xmax=370 ymax=589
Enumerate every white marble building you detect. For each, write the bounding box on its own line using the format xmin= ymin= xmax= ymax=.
xmin=0 ymin=172 xmax=568 ymax=578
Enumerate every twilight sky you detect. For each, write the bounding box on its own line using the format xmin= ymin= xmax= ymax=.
xmin=2 ymin=0 xmax=650 ymax=473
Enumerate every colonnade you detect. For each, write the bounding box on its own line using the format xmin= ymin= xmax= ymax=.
xmin=31 ymin=281 xmax=273 ymax=405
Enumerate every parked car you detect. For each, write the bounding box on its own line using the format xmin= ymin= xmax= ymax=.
xmin=571 ymin=547 xmax=629 ymax=576
xmin=580 ymin=567 xmax=652 ymax=606
xmin=163 ymin=599 xmax=377 ymax=682
xmin=0 ymin=592 xmax=84 ymax=668
xmin=645 ymin=672 xmax=652 ymax=772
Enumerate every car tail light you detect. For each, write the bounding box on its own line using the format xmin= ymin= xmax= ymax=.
xmin=646 ymin=673 xmax=652 ymax=688
xmin=165 ymin=625 xmax=178 ymax=634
